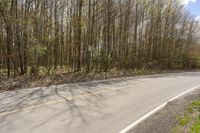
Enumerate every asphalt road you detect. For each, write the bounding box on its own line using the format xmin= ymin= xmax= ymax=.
xmin=0 ymin=72 xmax=200 ymax=133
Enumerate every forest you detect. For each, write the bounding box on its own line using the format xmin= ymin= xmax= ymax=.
xmin=0 ymin=0 xmax=200 ymax=78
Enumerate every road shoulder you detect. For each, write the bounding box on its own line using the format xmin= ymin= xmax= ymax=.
xmin=128 ymin=89 xmax=200 ymax=133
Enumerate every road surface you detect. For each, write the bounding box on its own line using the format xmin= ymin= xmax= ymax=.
xmin=0 ymin=72 xmax=200 ymax=133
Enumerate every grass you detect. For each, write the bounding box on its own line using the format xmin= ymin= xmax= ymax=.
xmin=190 ymin=115 xmax=200 ymax=133
xmin=172 ymin=100 xmax=200 ymax=133
xmin=177 ymin=114 xmax=192 ymax=126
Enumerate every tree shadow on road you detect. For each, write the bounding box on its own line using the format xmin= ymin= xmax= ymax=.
xmin=0 ymin=79 xmax=128 ymax=131
xmin=0 ymin=72 xmax=199 ymax=131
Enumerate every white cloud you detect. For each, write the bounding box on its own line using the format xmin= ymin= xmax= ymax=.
xmin=179 ymin=0 xmax=196 ymax=6
xmin=196 ymin=16 xmax=200 ymax=21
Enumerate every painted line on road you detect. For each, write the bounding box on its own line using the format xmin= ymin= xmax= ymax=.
xmin=119 ymin=84 xmax=200 ymax=133
xmin=0 ymin=86 xmax=128 ymax=117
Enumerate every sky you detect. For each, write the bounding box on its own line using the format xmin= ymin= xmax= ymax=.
xmin=181 ymin=0 xmax=200 ymax=21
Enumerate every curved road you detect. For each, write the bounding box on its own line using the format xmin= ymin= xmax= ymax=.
xmin=0 ymin=72 xmax=200 ymax=133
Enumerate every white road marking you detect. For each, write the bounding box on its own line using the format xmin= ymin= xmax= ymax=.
xmin=119 ymin=84 xmax=200 ymax=133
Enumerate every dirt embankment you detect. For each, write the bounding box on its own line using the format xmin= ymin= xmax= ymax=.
xmin=0 ymin=69 xmax=181 ymax=92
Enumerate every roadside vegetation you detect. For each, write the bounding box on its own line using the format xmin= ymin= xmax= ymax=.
xmin=172 ymin=100 xmax=200 ymax=133
xmin=0 ymin=68 xmax=177 ymax=91
xmin=0 ymin=0 xmax=200 ymax=90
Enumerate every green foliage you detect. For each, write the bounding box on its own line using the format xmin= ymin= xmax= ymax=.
xmin=173 ymin=100 xmax=200 ymax=133
xmin=177 ymin=115 xmax=191 ymax=126
xmin=190 ymin=116 xmax=200 ymax=133
xmin=192 ymin=101 xmax=200 ymax=112
xmin=29 ymin=36 xmax=47 ymax=56
xmin=192 ymin=101 xmax=200 ymax=107
xmin=33 ymin=44 xmax=47 ymax=56
xmin=187 ymin=106 xmax=193 ymax=113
